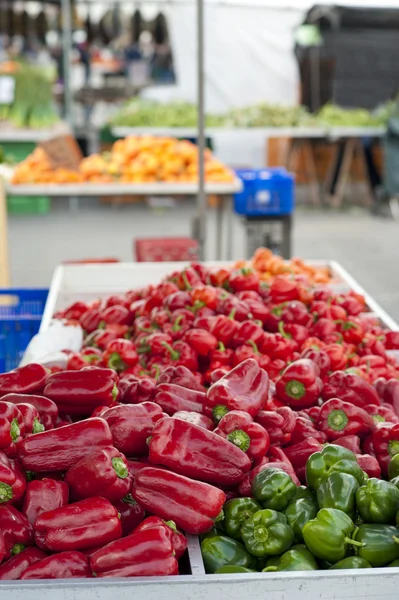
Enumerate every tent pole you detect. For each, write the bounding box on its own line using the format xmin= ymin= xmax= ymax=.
xmin=61 ymin=0 xmax=73 ymax=127
xmin=196 ymin=0 xmax=206 ymax=260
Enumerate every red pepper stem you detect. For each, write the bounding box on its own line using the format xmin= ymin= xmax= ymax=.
xmin=160 ymin=342 xmax=180 ymax=361
xmin=122 ymin=494 xmax=137 ymax=505
xmin=0 ymin=482 xmax=13 ymax=503
xmin=11 ymin=544 xmax=25 ymax=556
xmin=182 ymin=272 xmax=192 ymax=291
xmin=278 ymin=321 xmax=291 ymax=339
xmin=285 ymin=379 xmax=306 ymax=400
xmin=248 ymin=340 xmax=260 ymax=355
xmin=172 ymin=315 xmax=184 ymax=332
xmin=112 ymin=384 xmax=119 ymax=401
xmin=164 ymin=520 xmax=178 ymax=533
xmin=388 ymin=440 xmax=399 ymax=457
xmin=218 ymin=342 xmax=226 ymax=352
xmin=227 ymin=308 xmax=237 ymax=320
xmin=108 ymin=353 xmax=127 ymax=373
xmin=98 ymin=320 xmax=106 ymax=329
xmin=112 ymin=457 xmax=129 ymax=479
xmin=213 ymin=405 xmax=229 ymax=423
xmin=151 ymin=365 xmax=161 ymax=381
xmin=10 ymin=418 xmax=20 ymax=442
xmin=227 ymin=429 xmax=251 ymax=453
xmin=32 ymin=418 xmax=45 ymax=434
xmin=327 ymin=409 xmax=349 ymax=432
xmin=344 ymin=537 xmax=365 ymax=548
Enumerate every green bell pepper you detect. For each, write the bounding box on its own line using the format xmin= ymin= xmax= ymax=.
xmin=284 ymin=497 xmax=318 ymax=542
xmin=387 ymin=559 xmax=399 ymax=567
xmin=223 ymin=497 xmax=261 ymax=540
xmin=388 ymin=454 xmax=399 ymax=480
xmin=302 ymin=508 xmax=362 ymax=563
xmin=306 ymin=444 xmax=365 ymax=490
xmin=214 ymin=566 xmax=257 ymax=573
xmin=356 ymin=478 xmax=399 ymax=524
xmin=329 ymin=556 xmax=371 ymax=569
xmin=241 ymin=509 xmax=294 ymax=558
xmin=390 ymin=476 xmax=399 ymax=490
xmin=252 ymin=467 xmax=297 ymax=511
xmin=201 ymin=535 xmax=257 ymax=573
xmin=353 ymin=524 xmax=399 ymax=567
xmin=293 ymin=485 xmax=316 ymax=502
xmin=316 ymin=472 xmax=359 ymax=517
xmin=263 ymin=544 xmax=318 ymax=572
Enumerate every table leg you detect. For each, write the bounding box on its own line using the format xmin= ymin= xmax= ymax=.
xmin=215 ymin=195 xmax=224 ymax=260
xmin=282 ymin=215 xmax=292 ymax=259
xmin=302 ymin=141 xmax=321 ymax=206
xmin=226 ymin=195 xmax=233 ymax=260
xmin=0 ymin=182 xmax=10 ymax=287
xmin=329 ymin=138 xmax=357 ymax=208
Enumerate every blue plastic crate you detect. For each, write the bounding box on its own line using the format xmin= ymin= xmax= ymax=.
xmin=234 ymin=168 xmax=295 ymax=216
xmin=0 ymin=289 xmax=48 ymax=373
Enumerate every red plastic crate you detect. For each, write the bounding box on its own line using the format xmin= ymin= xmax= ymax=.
xmin=134 ymin=238 xmax=199 ymax=262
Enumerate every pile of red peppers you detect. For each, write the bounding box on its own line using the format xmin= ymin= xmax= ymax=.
xmin=0 ymin=261 xmax=398 ymax=579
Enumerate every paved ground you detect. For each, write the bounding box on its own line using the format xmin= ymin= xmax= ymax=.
xmin=7 ymin=195 xmax=399 ymax=321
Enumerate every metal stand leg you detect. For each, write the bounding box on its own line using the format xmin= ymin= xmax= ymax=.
xmin=215 ymin=195 xmax=224 ymax=260
xmin=282 ymin=215 xmax=292 ymax=259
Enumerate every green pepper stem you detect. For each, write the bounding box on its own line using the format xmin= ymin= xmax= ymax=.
xmin=278 ymin=321 xmax=291 ymax=339
xmin=285 ymin=379 xmax=306 ymax=400
xmin=227 ymin=308 xmax=237 ymax=320
xmin=248 ymin=340 xmax=260 ymax=355
xmin=327 ymin=409 xmax=349 ymax=432
xmin=112 ymin=457 xmax=129 ymax=479
xmin=215 ymin=510 xmax=224 ymax=523
xmin=263 ymin=566 xmax=278 ymax=572
xmin=161 ymin=341 xmax=180 ymax=361
xmin=11 ymin=544 xmax=25 ymax=556
xmin=344 ymin=537 xmax=365 ymax=548
xmin=227 ymin=429 xmax=251 ymax=453
xmin=392 ymin=536 xmax=399 ymax=545
xmin=164 ymin=520 xmax=178 ymax=532
xmin=0 ymin=482 xmax=13 ymax=503
xmin=172 ymin=315 xmax=184 ymax=332
xmin=218 ymin=341 xmax=226 ymax=352
xmin=182 ymin=272 xmax=192 ymax=290
xmin=213 ymin=405 xmax=229 ymax=423
xmin=32 ymin=418 xmax=45 ymax=434
xmin=108 ymin=353 xmax=127 ymax=373
xmin=122 ymin=494 xmax=137 ymax=505
xmin=112 ymin=383 xmax=119 ymax=401
xmin=10 ymin=418 xmax=20 ymax=442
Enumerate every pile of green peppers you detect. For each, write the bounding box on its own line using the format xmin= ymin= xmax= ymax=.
xmin=200 ymin=445 xmax=399 ymax=573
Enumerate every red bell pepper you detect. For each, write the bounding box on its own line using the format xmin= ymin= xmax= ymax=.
xmin=322 ymin=370 xmax=380 ymax=408
xmin=238 ymin=460 xmax=300 ymax=496
xmin=0 ymin=402 xmax=24 ymax=457
xmin=0 ymin=364 xmax=48 ymax=397
xmin=119 ymin=375 xmax=157 ymax=404
xmin=255 ymin=406 xmax=296 ymax=446
xmin=323 ymin=343 xmax=348 ymax=371
xmin=317 ymin=398 xmax=375 ymax=441
xmin=21 ymin=551 xmax=91 ymax=579
xmin=151 ymin=415 xmax=251 ymax=484
xmin=43 ymin=368 xmax=119 ymax=415
xmin=101 ymin=402 xmax=165 ymax=456
xmin=275 ymin=359 xmax=322 ymax=410
xmin=336 ymin=318 xmax=365 ymax=345
xmin=0 ymin=505 xmax=33 ymax=558
xmin=15 ymin=403 xmax=44 ymax=435
xmin=67 ymin=347 xmax=103 ymax=370
xmin=135 ymin=515 xmax=187 ymax=559
xmin=80 ymin=307 xmax=103 ymax=333
xmin=100 ymin=305 xmax=131 ymax=326
xmin=103 ymin=339 xmax=139 ymax=372
xmin=160 ymin=340 xmax=199 ymax=372
xmin=232 ymin=320 xmax=264 ymax=348
xmin=385 ymin=331 xmax=399 ymax=350
xmin=18 ymin=417 xmax=113 ymax=472
xmin=0 ymin=393 xmax=58 ymax=430
xmin=65 ymin=447 xmax=131 ymax=502
xmin=155 ymin=383 xmax=205 ymax=416
xmin=157 ymin=365 xmax=204 ymax=391
xmin=35 ymin=497 xmax=122 ymax=551
xmin=183 ymin=328 xmax=218 ymax=356
xmin=377 ymin=379 xmax=399 ymax=416
xmin=210 ymin=314 xmax=239 ymax=346
xmin=301 ymin=348 xmax=331 ymax=379
xmin=112 ymin=494 xmax=145 ymax=535
xmin=132 ymin=466 xmax=226 ymax=534
xmin=356 ymin=453 xmax=381 ymax=479
xmin=372 ymin=423 xmax=399 ymax=475
xmin=22 ymin=478 xmax=69 ymax=524
xmin=299 ymin=405 xmax=322 ymax=423
xmin=334 ymin=435 xmax=361 ymax=454
xmin=269 ymin=276 xmax=299 ymax=304
xmin=214 ymin=410 xmax=269 ymax=461
xmin=0 ymin=546 xmax=47 ymax=580
xmin=283 ymin=438 xmax=323 ymax=484
xmin=366 ymin=404 xmax=399 ymax=425
xmin=84 ymin=328 xmax=124 ymax=350
xmin=209 ymin=343 xmax=234 ymax=366
xmin=173 ymin=411 xmax=214 ymax=430
xmin=62 ymin=301 xmax=90 ymax=321
xmin=229 ymin=268 xmax=259 ymax=293
xmin=137 ymin=332 xmax=173 ymax=356
xmin=90 ymin=526 xmax=178 ymax=578
xmin=0 ymin=452 xmax=26 ymax=505
xmin=205 ymin=358 xmax=269 ymax=421
xmin=289 ymin=416 xmax=327 ymax=445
